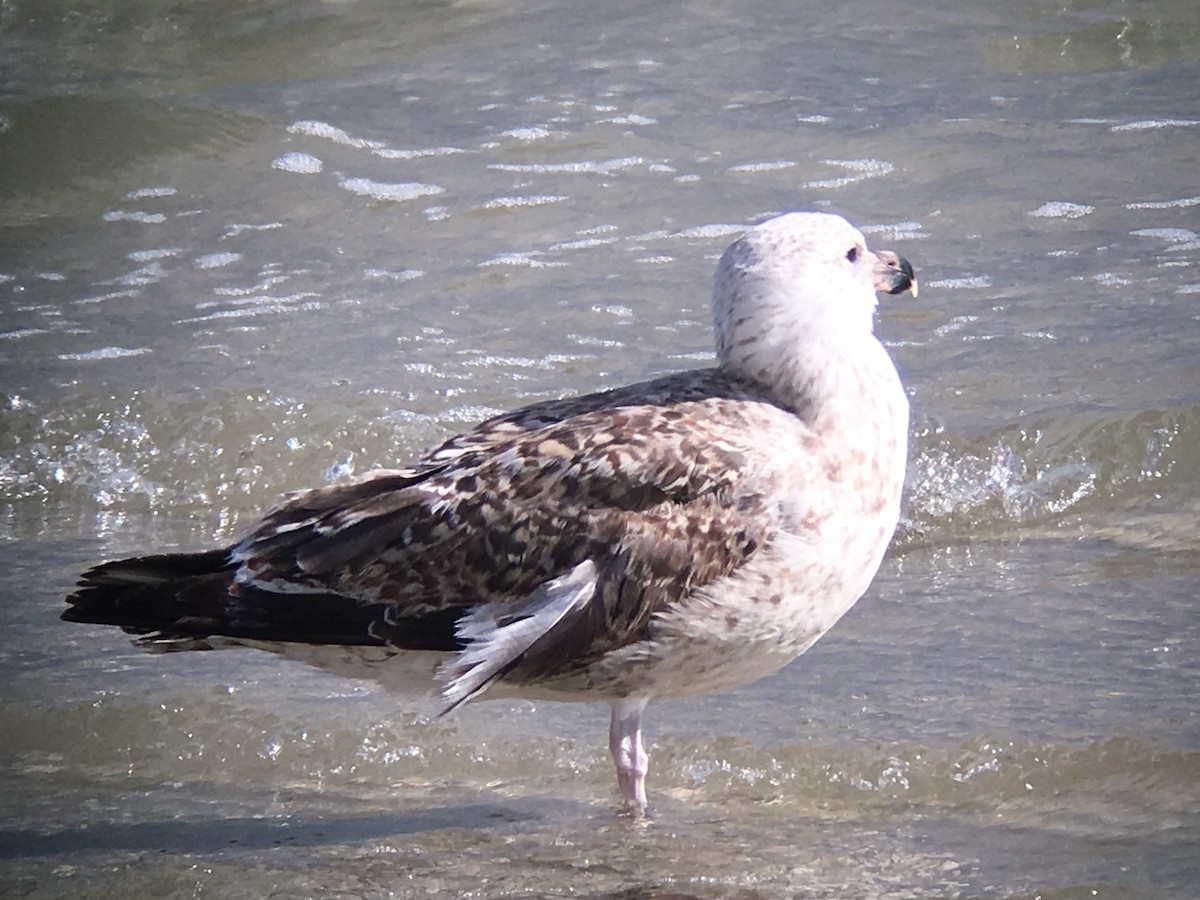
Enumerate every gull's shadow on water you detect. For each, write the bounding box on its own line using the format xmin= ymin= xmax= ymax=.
xmin=0 ymin=799 xmax=576 ymax=859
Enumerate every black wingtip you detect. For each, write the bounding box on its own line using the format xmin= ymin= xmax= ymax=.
xmin=62 ymin=548 xmax=234 ymax=628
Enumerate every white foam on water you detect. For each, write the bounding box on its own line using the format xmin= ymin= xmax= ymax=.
xmin=373 ymin=146 xmax=465 ymax=159
xmin=804 ymin=158 xmax=894 ymax=189
xmin=927 ymin=276 xmax=993 ymax=290
xmin=103 ymin=210 xmax=167 ymax=224
xmin=287 ymin=120 xmax=384 ymax=148
xmin=728 ymin=160 xmax=797 ymax=173
xmin=1029 ymin=201 xmax=1094 ymax=218
xmin=1131 ymin=228 xmax=1198 ymax=243
xmin=488 ymin=156 xmax=643 ymax=174
xmin=128 ymin=248 xmax=181 ymax=262
xmin=338 ymin=178 xmax=445 ymax=202
xmin=673 ymin=223 xmax=746 ymax=239
xmin=125 ymin=187 xmax=177 ymax=199
xmin=1111 ymin=118 xmax=1198 ymax=132
xmin=194 ymin=252 xmax=243 ymax=270
xmin=479 ymin=195 xmax=568 ymax=209
xmin=271 ymin=152 xmax=323 ymax=174
xmin=59 ymin=346 xmax=152 ymax=361
xmin=1124 ymin=196 xmax=1200 ymax=210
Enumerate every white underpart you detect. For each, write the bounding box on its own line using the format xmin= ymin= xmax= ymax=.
xmin=438 ymin=560 xmax=598 ymax=712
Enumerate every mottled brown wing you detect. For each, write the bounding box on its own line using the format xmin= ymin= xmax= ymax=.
xmin=232 ymin=395 xmax=785 ymax=660
xmin=420 ymin=368 xmax=766 ymax=464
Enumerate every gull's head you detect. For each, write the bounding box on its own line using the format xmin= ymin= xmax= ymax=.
xmin=712 ymin=211 xmax=916 ymax=374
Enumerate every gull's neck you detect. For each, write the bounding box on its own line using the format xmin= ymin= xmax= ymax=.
xmin=719 ymin=309 xmax=900 ymax=428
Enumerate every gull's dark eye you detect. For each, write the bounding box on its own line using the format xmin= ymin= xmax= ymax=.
xmin=845 ymin=246 xmax=859 ymax=263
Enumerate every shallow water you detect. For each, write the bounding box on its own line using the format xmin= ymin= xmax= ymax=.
xmin=2 ymin=0 xmax=1199 ymax=897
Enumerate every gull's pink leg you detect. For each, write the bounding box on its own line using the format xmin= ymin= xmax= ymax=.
xmin=608 ymin=698 xmax=650 ymax=813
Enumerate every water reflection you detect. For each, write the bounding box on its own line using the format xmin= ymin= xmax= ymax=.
xmin=989 ymin=0 xmax=1200 ymax=74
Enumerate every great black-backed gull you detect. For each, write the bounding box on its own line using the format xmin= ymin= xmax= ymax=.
xmin=64 ymin=211 xmax=916 ymax=813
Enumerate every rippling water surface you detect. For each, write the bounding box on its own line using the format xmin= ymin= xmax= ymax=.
xmin=2 ymin=0 xmax=1199 ymax=897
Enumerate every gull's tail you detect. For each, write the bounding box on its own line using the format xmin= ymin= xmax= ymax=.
xmin=63 ymin=550 xmax=237 ymax=647
xmin=62 ymin=550 xmax=421 ymax=650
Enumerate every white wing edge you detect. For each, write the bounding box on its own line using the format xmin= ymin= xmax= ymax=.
xmin=437 ymin=560 xmax=598 ymax=713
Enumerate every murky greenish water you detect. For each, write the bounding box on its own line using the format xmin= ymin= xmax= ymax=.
xmin=2 ymin=0 xmax=1199 ymax=897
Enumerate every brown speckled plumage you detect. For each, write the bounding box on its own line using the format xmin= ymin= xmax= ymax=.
xmin=64 ymin=211 xmax=917 ymax=813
